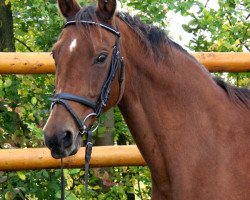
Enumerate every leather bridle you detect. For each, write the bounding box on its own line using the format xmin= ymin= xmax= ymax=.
xmin=50 ymin=20 xmax=124 ymax=135
xmin=50 ymin=20 xmax=124 ymax=200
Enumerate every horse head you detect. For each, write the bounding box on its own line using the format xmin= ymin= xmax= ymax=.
xmin=43 ymin=0 xmax=124 ymax=158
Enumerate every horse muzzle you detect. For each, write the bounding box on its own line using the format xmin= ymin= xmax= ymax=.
xmin=43 ymin=128 xmax=81 ymax=159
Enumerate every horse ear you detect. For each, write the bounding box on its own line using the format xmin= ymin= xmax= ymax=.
xmin=96 ymin=0 xmax=117 ymax=22
xmin=58 ymin=0 xmax=80 ymax=18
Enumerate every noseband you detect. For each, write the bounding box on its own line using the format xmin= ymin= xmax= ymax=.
xmin=49 ymin=20 xmax=124 ymax=200
xmin=50 ymin=20 xmax=124 ymax=134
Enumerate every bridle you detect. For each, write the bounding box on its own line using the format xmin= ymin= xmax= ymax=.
xmin=50 ymin=20 xmax=124 ymax=200
xmin=51 ymin=20 xmax=124 ymax=134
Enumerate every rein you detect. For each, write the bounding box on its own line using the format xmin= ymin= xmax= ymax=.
xmin=50 ymin=20 xmax=124 ymax=199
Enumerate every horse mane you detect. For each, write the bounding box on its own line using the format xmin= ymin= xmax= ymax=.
xmin=117 ymin=12 xmax=189 ymax=57
xmin=74 ymin=6 xmax=96 ymax=22
xmin=74 ymin=6 xmax=250 ymax=109
xmin=213 ymin=77 xmax=250 ymax=109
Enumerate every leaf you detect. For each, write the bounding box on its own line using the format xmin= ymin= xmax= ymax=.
xmin=17 ymin=171 xmax=26 ymax=181
xmin=4 ymin=79 xmax=12 ymax=87
xmin=5 ymin=191 xmax=14 ymax=200
xmin=4 ymin=0 xmax=11 ymax=5
xmin=31 ymin=97 xmax=37 ymax=105
xmin=92 ymin=185 xmax=101 ymax=190
xmin=0 ymin=176 xmax=7 ymax=183
xmin=69 ymin=169 xmax=81 ymax=175
xmin=55 ymin=191 xmax=61 ymax=199
xmin=42 ymin=170 xmax=49 ymax=178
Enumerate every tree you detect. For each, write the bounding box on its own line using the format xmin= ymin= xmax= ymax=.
xmin=182 ymin=0 xmax=249 ymax=52
xmin=0 ymin=0 xmax=15 ymax=51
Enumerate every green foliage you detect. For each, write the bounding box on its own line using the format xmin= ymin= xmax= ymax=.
xmin=123 ymin=0 xmax=168 ymax=26
xmin=0 ymin=169 xmax=63 ymax=199
xmin=114 ymin=107 xmax=134 ymax=145
xmin=0 ymin=74 xmax=53 ymax=148
xmin=11 ymin=0 xmax=63 ymax=52
xmin=182 ymin=0 xmax=250 ymax=52
xmin=120 ymin=0 xmax=200 ymax=26
xmin=65 ymin=166 xmax=151 ymax=199
xmin=0 ymin=167 xmax=151 ymax=199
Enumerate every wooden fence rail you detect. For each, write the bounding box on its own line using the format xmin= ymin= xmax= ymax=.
xmin=0 ymin=52 xmax=250 ymax=74
xmin=0 ymin=146 xmax=146 ymax=171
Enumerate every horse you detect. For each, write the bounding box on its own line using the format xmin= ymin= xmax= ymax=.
xmin=43 ymin=0 xmax=250 ymax=199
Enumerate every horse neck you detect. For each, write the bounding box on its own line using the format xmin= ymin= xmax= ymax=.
xmin=117 ymin=20 xmax=236 ymax=194
xmin=118 ymin=21 xmax=227 ymax=141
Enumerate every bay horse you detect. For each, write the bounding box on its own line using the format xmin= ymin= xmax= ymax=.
xmin=43 ymin=0 xmax=250 ymax=199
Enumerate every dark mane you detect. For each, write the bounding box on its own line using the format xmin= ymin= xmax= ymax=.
xmin=74 ymin=6 xmax=96 ymax=22
xmin=213 ymin=77 xmax=250 ymax=109
xmin=117 ymin=12 xmax=189 ymax=56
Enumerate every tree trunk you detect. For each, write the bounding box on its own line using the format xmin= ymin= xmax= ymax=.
xmin=94 ymin=109 xmax=114 ymax=193
xmin=0 ymin=0 xmax=15 ymax=52
xmin=95 ymin=108 xmax=114 ymax=146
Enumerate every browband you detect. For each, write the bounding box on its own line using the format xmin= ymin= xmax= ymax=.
xmin=65 ymin=20 xmax=120 ymax=37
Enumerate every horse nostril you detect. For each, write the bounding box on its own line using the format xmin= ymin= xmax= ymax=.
xmin=44 ymin=130 xmax=74 ymax=150
xmin=62 ymin=130 xmax=73 ymax=148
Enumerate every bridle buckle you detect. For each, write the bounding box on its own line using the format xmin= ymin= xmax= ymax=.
xmin=79 ymin=113 xmax=99 ymax=136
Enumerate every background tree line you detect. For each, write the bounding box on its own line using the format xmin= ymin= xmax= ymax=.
xmin=0 ymin=0 xmax=249 ymax=199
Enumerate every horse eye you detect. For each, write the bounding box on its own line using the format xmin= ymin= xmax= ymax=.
xmin=94 ymin=54 xmax=108 ymax=64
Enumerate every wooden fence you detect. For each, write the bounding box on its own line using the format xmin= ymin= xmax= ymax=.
xmin=0 ymin=52 xmax=250 ymax=74
xmin=0 ymin=52 xmax=249 ymax=171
